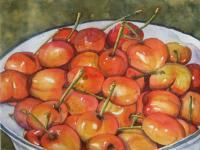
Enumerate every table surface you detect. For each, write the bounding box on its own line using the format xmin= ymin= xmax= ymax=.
xmin=0 ymin=0 xmax=200 ymax=149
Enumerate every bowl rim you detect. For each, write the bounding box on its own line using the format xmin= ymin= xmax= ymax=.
xmin=0 ymin=20 xmax=200 ymax=150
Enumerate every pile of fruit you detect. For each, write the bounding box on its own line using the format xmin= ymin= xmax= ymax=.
xmin=0 ymin=9 xmax=200 ymax=150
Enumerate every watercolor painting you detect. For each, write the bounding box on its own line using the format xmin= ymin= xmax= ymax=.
xmin=0 ymin=0 xmax=200 ymax=149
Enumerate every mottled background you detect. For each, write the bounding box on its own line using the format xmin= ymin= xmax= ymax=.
xmin=0 ymin=0 xmax=200 ymax=149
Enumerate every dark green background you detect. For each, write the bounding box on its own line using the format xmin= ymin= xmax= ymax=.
xmin=0 ymin=0 xmax=200 ymax=149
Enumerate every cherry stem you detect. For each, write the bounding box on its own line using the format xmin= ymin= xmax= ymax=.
xmin=102 ymin=9 xmax=143 ymax=31
xmin=189 ymin=96 xmax=193 ymax=123
xmin=45 ymin=112 xmax=51 ymax=129
xmin=118 ymin=126 xmax=142 ymax=131
xmin=132 ymin=70 xmax=165 ymax=80
xmin=54 ymin=68 xmax=84 ymax=110
xmin=111 ymin=21 xmax=125 ymax=56
xmin=173 ymin=50 xmax=179 ymax=63
xmin=140 ymin=7 xmax=160 ymax=30
xmin=73 ymin=88 xmax=105 ymax=100
xmin=99 ymin=82 xmax=116 ymax=117
xmin=66 ymin=12 xmax=81 ymax=41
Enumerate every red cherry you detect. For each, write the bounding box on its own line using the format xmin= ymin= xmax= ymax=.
xmin=99 ymin=49 xmax=128 ymax=77
xmin=70 ymin=51 xmax=99 ymax=69
xmin=37 ymin=41 xmax=74 ymax=67
xmin=30 ymin=68 xmax=66 ymax=101
xmin=5 ymin=52 xmax=41 ymax=75
xmin=187 ymin=64 xmax=200 ymax=92
xmin=41 ymin=125 xmax=81 ymax=150
xmin=52 ymin=12 xmax=81 ymax=43
xmin=0 ymin=70 xmax=28 ymax=103
xmin=76 ymin=111 xmax=118 ymax=141
xmin=102 ymin=76 xmax=140 ymax=106
xmin=107 ymin=22 xmax=144 ymax=49
xmin=87 ymin=134 xmax=125 ymax=150
xmin=52 ymin=28 xmax=78 ymax=42
xmin=65 ymin=90 xmax=98 ymax=115
xmin=67 ymin=66 xmax=104 ymax=94
xmin=73 ymin=28 xmax=106 ymax=53
xmin=24 ymin=130 xmax=44 ymax=146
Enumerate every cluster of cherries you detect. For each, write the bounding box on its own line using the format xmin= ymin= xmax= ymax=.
xmin=0 ymin=8 xmax=200 ymax=150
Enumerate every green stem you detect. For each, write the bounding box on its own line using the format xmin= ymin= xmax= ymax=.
xmin=73 ymin=88 xmax=105 ymax=100
xmin=54 ymin=68 xmax=84 ymax=110
xmin=140 ymin=7 xmax=160 ymax=30
xmin=189 ymin=96 xmax=193 ymax=123
xmin=67 ymin=12 xmax=81 ymax=41
xmin=102 ymin=9 xmax=143 ymax=31
xmin=173 ymin=50 xmax=179 ymax=63
xmin=99 ymin=82 xmax=116 ymax=117
xmin=112 ymin=21 xmax=125 ymax=56
xmin=118 ymin=126 xmax=142 ymax=131
xmin=132 ymin=70 xmax=165 ymax=80
xmin=45 ymin=112 xmax=51 ymax=129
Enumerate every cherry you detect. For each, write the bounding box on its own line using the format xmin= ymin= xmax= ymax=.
xmin=30 ymin=68 xmax=66 ymax=101
xmin=65 ymin=90 xmax=98 ymax=115
xmin=14 ymin=97 xmax=42 ymax=130
xmin=70 ymin=51 xmax=99 ymax=69
xmin=142 ymin=113 xmax=185 ymax=145
xmin=98 ymin=49 xmax=128 ymax=77
xmin=102 ymin=76 xmax=140 ymax=106
xmin=0 ymin=70 xmax=28 ymax=103
xmin=127 ymin=38 xmax=168 ymax=73
xmin=37 ymin=41 xmax=74 ymax=67
xmin=142 ymin=90 xmax=181 ymax=117
xmin=52 ymin=12 xmax=81 ymax=42
xmin=41 ymin=125 xmax=81 ymax=150
xmin=24 ymin=130 xmax=44 ymax=146
xmin=67 ymin=66 xmax=104 ymax=94
xmin=99 ymin=21 xmax=128 ymax=77
xmin=52 ymin=28 xmax=78 ymax=42
xmin=87 ymin=134 xmax=125 ymax=150
xmin=118 ymin=129 xmax=157 ymax=150
xmin=166 ymin=42 xmax=192 ymax=64
xmin=4 ymin=52 xmax=41 ymax=75
xmin=180 ymin=91 xmax=200 ymax=125
xmin=73 ymin=28 xmax=106 ymax=53
xmin=187 ymin=63 xmax=200 ymax=92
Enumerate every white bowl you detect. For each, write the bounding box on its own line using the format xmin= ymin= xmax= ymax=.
xmin=0 ymin=21 xmax=200 ymax=150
